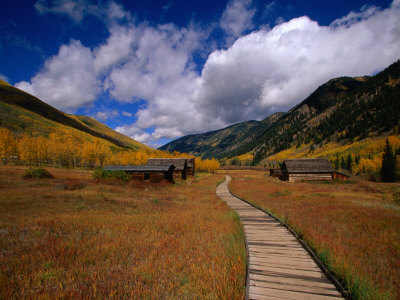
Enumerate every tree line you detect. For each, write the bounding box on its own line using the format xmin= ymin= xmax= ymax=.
xmin=0 ymin=127 xmax=220 ymax=172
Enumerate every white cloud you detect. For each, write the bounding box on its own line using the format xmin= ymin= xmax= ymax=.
xmin=220 ymin=0 xmax=256 ymax=41
xmin=35 ymin=0 xmax=92 ymax=23
xmin=122 ymin=111 xmax=132 ymax=117
xmin=24 ymin=0 xmax=400 ymax=147
xmin=35 ymin=0 xmax=130 ymax=24
xmin=192 ymin=3 xmax=400 ymax=126
xmin=95 ymin=111 xmax=108 ymax=121
xmin=105 ymin=24 xmax=202 ymax=102
xmin=16 ymin=40 xmax=100 ymax=112
xmin=331 ymin=5 xmax=380 ymax=27
xmin=93 ymin=25 xmax=137 ymax=74
xmin=115 ymin=125 xmax=152 ymax=144
xmin=94 ymin=110 xmax=118 ymax=121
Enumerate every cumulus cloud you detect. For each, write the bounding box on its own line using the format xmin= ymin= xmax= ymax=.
xmin=220 ymin=0 xmax=255 ymax=41
xmin=194 ymin=2 xmax=400 ymax=123
xmin=93 ymin=25 xmax=137 ymax=74
xmin=23 ymin=0 xmax=400 ymax=146
xmin=16 ymin=40 xmax=100 ymax=111
xmin=119 ymin=1 xmax=400 ymax=145
xmin=105 ymin=24 xmax=202 ymax=102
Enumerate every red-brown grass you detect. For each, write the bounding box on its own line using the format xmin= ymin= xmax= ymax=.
xmin=0 ymin=165 xmax=246 ymax=299
xmin=227 ymin=170 xmax=400 ymax=300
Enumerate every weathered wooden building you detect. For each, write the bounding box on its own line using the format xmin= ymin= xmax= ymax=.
xmin=146 ymin=158 xmax=195 ymax=180
xmin=103 ymin=165 xmax=175 ymax=183
xmin=333 ymin=171 xmax=350 ymax=181
xmin=281 ymin=159 xmax=334 ymax=182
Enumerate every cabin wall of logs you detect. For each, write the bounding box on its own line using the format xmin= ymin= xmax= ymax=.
xmin=103 ymin=158 xmax=194 ymax=183
xmin=271 ymin=159 xmax=350 ymax=182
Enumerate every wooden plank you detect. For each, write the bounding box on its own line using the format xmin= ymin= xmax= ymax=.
xmin=216 ymin=175 xmax=343 ymax=300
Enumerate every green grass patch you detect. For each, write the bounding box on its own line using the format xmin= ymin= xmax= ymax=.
xmin=23 ymin=168 xmax=54 ymax=179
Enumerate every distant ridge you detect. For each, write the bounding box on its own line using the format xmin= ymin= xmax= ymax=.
xmin=160 ymin=113 xmax=284 ymax=159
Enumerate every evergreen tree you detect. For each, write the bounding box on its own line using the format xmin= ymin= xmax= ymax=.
xmin=340 ymin=156 xmax=346 ymax=170
xmin=381 ymin=139 xmax=397 ymax=182
xmin=346 ymin=154 xmax=353 ymax=172
xmin=355 ymin=154 xmax=361 ymax=165
xmin=334 ymin=154 xmax=340 ymax=170
xmin=252 ymin=150 xmax=264 ymax=166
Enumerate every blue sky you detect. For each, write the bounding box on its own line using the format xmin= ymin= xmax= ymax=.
xmin=0 ymin=0 xmax=399 ymax=147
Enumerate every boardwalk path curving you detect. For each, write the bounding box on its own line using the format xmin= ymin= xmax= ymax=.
xmin=216 ymin=175 xmax=344 ymax=300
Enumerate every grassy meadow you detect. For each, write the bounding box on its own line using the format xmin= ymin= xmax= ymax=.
xmin=0 ymin=165 xmax=246 ymax=299
xmin=227 ymin=170 xmax=400 ymax=300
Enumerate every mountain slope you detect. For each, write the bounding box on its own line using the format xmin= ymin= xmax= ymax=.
xmin=160 ymin=112 xmax=284 ymax=159
xmin=251 ymin=60 xmax=400 ymax=159
xmin=161 ymin=59 xmax=400 ymax=160
xmin=70 ymin=115 xmax=151 ymax=150
xmin=0 ymin=80 xmax=148 ymax=150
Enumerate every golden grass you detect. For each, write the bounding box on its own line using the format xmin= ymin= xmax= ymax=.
xmin=0 ymin=166 xmax=246 ymax=298
xmin=227 ymin=170 xmax=400 ymax=300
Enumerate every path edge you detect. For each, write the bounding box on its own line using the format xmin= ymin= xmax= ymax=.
xmin=225 ymin=175 xmax=350 ymax=300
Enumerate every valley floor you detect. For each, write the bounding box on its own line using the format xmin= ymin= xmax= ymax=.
xmin=0 ymin=165 xmax=246 ymax=299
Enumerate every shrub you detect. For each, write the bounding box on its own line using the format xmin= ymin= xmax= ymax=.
xmin=23 ymin=168 xmax=54 ymax=179
xmin=393 ymin=189 xmax=400 ymax=205
xmin=92 ymin=169 xmax=132 ymax=182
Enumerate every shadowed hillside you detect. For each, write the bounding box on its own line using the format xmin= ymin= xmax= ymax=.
xmin=0 ymin=81 xmax=148 ymax=150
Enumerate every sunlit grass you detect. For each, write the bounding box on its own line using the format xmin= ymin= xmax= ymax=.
xmin=0 ymin=166 xmax=246 ymax=299
xmin=227 ymin=170 xmax=400 ymax=300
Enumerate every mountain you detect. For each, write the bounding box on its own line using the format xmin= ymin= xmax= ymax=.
xmin=160 ymin=112 xmax=284 ymax=159
xmin=161 ymin=59 xmax=400 ymax=160
xmin=0 ymin=79 xmax=149 ymax=150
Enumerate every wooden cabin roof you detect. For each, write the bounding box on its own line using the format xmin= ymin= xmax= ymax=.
xmin=283 ymin=159 xmax=334 ymax=174
xmin=103 ymin=165 xmax=174 ymax=172
xmin=146 ymin=158 xmax=194 ymax=170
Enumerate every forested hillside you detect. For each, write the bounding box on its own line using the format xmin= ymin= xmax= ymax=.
xmin=160 ymin=113 xmax=284 ymax=158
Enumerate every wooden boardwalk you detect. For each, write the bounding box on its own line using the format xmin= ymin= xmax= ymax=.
xmin=216 ymin=176 xmax=344 ymax=300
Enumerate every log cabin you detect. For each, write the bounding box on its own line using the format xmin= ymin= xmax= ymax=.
xmin=103 ymin=165 xmax=175 ymax=183
xmin=332 ymin=170 xmax=350 ymax=181
xmin=146 ymin=158 xmax=195 ymax=180
xmin=281 ymin=159 xmax=334 ymax=182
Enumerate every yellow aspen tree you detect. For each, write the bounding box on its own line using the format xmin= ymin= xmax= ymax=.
xmin=36 ymin=136 xmax=50 ymax=165
xmin=0 ymin=128 xmax=18 ymax=163
xmin=18 ymin=134 xmax=39 ymax=165
xmin=94 ymin=139 xmax=111 ymax=168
